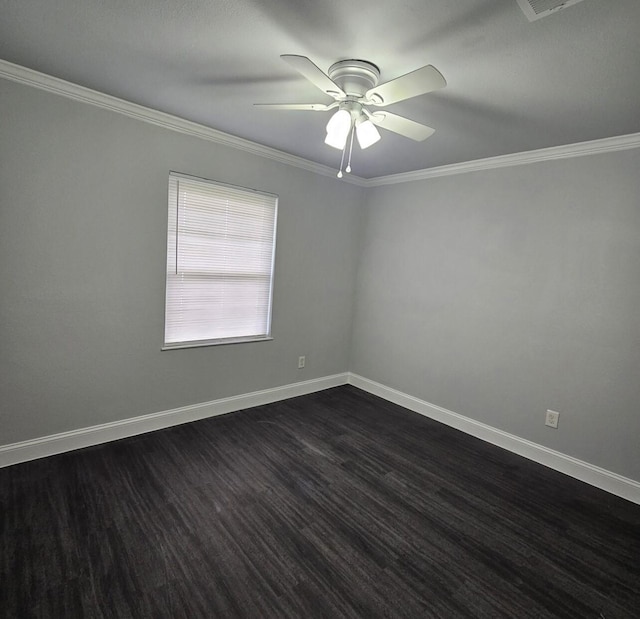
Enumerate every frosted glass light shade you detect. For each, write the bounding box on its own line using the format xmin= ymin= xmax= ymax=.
xmin=355 ymin=118 xmax=381 ymax=149
xmin=326 ymin=109 xmax=351 ymax=134
xmin=325 ymin=130 xmax=349 ymax=149
xmin=325 ymin=109 xmax=352 ymax=150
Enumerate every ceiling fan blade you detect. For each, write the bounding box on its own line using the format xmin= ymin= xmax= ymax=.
xmin=365 ymin=65 xmax=446 ymax=106
xmin=254 ymin=103 xmax=336 ymax=111
xmin=281 ymin=55 xmax=346 ymax=99
xmin=368 ymin=111 xmax=435 ymax=141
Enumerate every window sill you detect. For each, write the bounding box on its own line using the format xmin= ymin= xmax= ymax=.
xmin=162 ymin=336 xmax=273 ymax=351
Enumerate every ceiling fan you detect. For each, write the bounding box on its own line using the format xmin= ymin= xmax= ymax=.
xmin=256 ymin=55 xmax=446 ymax=177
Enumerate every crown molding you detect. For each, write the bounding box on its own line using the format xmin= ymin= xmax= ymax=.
xmin=365 ymin=132 xmax=640 ymax=186
xmin=2 ymin=59 xmax=639 ymax=188
xmin=0 ymin=59 xmax=368 ymax=188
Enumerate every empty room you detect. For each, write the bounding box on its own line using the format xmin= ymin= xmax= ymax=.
xmin=1 ymin=0 xmax=639 ymax=617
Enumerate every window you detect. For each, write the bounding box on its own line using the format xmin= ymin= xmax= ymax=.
xmin=164 ymin=172 xmax=277 ymax=349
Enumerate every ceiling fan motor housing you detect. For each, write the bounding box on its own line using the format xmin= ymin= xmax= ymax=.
xmin=328 ymin=60 xmax=380 ymax=97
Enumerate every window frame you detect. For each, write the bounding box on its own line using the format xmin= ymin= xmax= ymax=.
xmin=162 ymin=171 xmax=278 ymax=351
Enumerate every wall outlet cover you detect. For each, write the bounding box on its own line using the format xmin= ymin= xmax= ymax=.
xmin=545 ymin=409 xmax=560 ymax=429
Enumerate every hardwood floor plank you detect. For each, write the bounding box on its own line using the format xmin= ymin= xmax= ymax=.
xmin=1 ymin=385 xmax=639 ymax=617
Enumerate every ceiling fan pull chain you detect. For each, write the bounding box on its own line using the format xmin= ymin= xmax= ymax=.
xmin=337 ymin=136 xmax=348 ymax=178
xmin=345 ymin=126 xmax=355 ymax=174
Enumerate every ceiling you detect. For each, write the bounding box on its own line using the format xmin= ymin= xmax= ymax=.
xmin=1 ymin=0 xmax=639 ymax=179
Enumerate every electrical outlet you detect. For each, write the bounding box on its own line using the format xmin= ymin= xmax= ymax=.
xmin=298 ymin=355 xmax=306 ymax=369
xmin=545 ymin=410 xmax=560 ymax=429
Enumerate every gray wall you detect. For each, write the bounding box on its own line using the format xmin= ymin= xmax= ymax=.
xmin=351 ymin=149 xmax=640 ymax=480
xmin=0 ymin=79 xmax=365 ymax=444
xmin=3 ymin=76 xmax=640 ymax=483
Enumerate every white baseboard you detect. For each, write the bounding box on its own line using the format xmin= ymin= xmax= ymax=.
xmin=0 ymin=373 xmax=349 ymax=468
xmin=3 ymin=371 xmax=639 ymax=505
xmin=348 ymin=373 xmax=640 ymax=505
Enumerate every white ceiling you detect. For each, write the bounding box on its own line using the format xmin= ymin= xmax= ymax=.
xmin=1 ymin=0 xmax=639 ymax=178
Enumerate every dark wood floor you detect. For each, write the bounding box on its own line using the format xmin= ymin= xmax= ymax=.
xmin=1 ymin=386 xmax=639 ymax=618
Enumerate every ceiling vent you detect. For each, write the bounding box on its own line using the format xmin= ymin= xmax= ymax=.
xmin=516 ymin=0 xmax=587 ymax=21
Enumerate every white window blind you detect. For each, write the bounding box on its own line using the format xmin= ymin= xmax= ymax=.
xmin=164 ymin=172 xmax=277 ymax=348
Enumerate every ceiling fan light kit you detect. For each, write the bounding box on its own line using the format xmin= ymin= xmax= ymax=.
xmin=256 ymin=55 xmax=446 ymax=178
xmin=325 ymin=100 xmax=380 ymax=152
